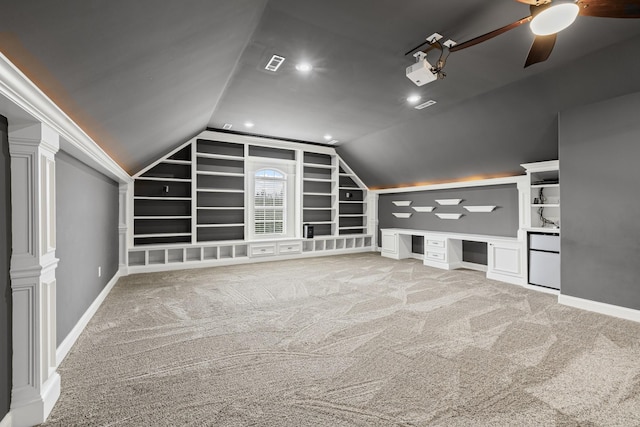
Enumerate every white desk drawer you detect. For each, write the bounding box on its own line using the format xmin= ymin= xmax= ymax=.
xmin=251 ymin=244 xmax=276 ymax=257
xmin=278 ymin=242 xmax=302 ymax=254
xmin=426 ymin=251 xmax=446 ymax=261
xmin=426 ymin=239 xmax=446 ymax=248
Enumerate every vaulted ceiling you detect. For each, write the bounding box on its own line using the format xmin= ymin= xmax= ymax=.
xmin=2 ymin=1 xmax=640 ymax=187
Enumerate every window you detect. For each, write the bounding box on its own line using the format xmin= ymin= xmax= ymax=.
xmin=254 ymin=168 xmax=286 ymax=235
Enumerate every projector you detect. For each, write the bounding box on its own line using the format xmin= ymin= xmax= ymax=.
xmin=406 ymin=58 xmax=438 ymax=86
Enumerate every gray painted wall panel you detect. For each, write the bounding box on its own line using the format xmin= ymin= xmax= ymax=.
xmin=56 ymin=151 xmax=119 ymax=345
xmin=378 ymin=184 xmax=519 ymax=240
xmin=559 ymin=91 xmax=640 ymax=310
xmin=0 ymin=116 xmax=11 ymax=420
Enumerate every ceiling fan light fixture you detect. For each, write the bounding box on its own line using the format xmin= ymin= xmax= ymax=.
xmin=530 ymin=2 xmax=580 ymax=36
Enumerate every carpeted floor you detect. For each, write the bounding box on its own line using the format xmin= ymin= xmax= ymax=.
xmin=42 ymin=253 xmax=640 ymax=426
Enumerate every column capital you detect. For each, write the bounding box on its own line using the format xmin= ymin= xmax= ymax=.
xmin=8 ymin=122 xmax=60 ymax=155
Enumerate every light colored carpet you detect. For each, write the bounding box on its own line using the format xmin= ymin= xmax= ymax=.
xmin=42 ymin=253 xmax=640 ymax=426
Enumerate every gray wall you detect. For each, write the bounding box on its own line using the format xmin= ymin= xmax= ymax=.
xmin=559 ymin=90 xmax=640 ymax=310
xmin=56 ymin=151 xmax=119 ymax=345
xmin=378 ymin=184 xmax=519 ymax=239
xmin=0 ymin=116 xmax=11 ymax=421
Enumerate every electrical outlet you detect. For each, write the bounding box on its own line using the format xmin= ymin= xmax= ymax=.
xmin=98 ymin=266 xmax=102 ymax=277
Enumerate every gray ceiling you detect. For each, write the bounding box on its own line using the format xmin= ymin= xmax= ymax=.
xmin=2 ymin=1 xmax=640 ymax=186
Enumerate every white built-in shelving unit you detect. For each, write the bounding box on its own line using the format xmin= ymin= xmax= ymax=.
xmin=337 ymin=159 xmax=368 ymax=235
xmin=128 ymin=131 xmax=373 ymax=272
xmin=522 ymin=160 xmax=560 ymax=231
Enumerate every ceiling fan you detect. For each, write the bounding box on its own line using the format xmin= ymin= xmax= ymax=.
xmin=406 ymin=0 xmax=640 ymax=68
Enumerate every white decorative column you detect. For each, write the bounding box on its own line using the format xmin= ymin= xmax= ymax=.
xmin=8 ymin=123 xmax=61 ymax=426
xmin=118 ymin=183 xmax=129 ymax=273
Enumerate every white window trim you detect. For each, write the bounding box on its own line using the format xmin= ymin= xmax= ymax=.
xmin=246 ymin=158 xmax=297 ymax=241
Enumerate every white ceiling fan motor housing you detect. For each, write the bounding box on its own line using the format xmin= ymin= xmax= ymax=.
xmin=406 ymin=58 xmax=438 ymax=86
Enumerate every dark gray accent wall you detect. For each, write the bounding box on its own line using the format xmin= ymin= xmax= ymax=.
xmin=56 ymin=151 xmax=119 ymax=345
xmin=559 ymin=90 xmax=640 ymax=310
xmin=0 ymin=115 xmax=11 ymax=421
xmin=378 ymin=184 xmax=519 ymax=242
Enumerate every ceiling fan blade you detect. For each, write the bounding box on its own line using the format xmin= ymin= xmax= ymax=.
xmin=577 ymin=0 xmax=640 ymax=18
xmin=524 ymin=33 xmax=557 ymax=67
xmin=449 ymin=16 xmax=532 ymax=52
xmin=516 ymin=0 xmax=551 ymax=5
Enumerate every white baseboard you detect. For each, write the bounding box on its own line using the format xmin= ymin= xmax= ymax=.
xmin=558 ymin=294 xmax=640 ymax=323
xmin=126 ymin=247 xmax=374 ymax=275
xmin=0 ymin=411 xmax=11 ymax=427
xmin=56 ymin=269 xmax=122 ymax=365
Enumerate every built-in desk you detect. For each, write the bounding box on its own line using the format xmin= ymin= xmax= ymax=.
xmin=380 ymin=228 xmax=525 ymax=286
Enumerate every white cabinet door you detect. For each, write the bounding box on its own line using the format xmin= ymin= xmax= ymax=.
xmin=380 ymin=231 xmax=398 ymax=258
xmin=487 ymin=240 xmax=525 ymax=285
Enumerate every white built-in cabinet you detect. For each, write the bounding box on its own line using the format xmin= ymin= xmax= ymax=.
xmin=381 ymin=228 xmax=525 ymax=286
xmin=127 ymin=131 xmax=372 ymax=272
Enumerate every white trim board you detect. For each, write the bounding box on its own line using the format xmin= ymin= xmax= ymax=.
xmin=56 ymin=270 xmax=122 ymax=365
xmin=0 ymin=412 xmax=11 ymax=427
xmin=559 ymin=294 xmax=640 ymax=323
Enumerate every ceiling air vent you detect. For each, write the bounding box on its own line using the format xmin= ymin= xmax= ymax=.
xmin=222 ymin=123 xmax=233 ymax=130
xmin=265 ymin=55 xmax=285 ymax=72
xmin=414 ymin=100 xmax=437 ymax=110
xmin=327 ymin=139 xmax=339 ymax=145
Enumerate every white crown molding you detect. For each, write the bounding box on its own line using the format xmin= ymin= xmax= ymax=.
xmin=372 ymin=175 xmax=526 ymax=194
xmin=0 ymin=53 xmax=131 ymax=184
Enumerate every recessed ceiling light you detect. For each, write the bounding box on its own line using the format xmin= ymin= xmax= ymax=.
xmin=323 ymin=134 xmax=332 ymax=141
xmin=244 ymin=121 xmax=254 ymax=128
xmin=407 ymin=95 xmax=422 ymax=104
xmin=295 ymin=63 xmax=313 ymax=72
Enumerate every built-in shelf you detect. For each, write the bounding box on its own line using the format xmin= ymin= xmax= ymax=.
xmin=134 ymin=216 xmax=192 ymax=220
xmin=134 ymin=196 xmax=191 ymax=201
xmin=392 ymin=201 xmax=412 ymax=207
xmin=435 ymin=199 xmax=462 ymax=206
xmin=197 ymin=171 xmax=245 ymax=177
xmin=463 ymin=206 xmax=496 ymax=213
xmin=197 ymin=152 xmax=244 ymax=161
xmin=134 ymin=232 xmax=192 ymax=238
xmin=303 ymin=192 xmax=333 ymax=196
xmin=412 ymin=206 xmax=435 ymax=212
xmin=136 ymin=177 xmax=191 ymax=182
xmin=197 ymin=188 xmax=244 ymax=193
xmin=197 ymin=207 xmax=244 ymax=211
xmin=302 ymin=162 xmax=334 ymax=169
xmin=197 ymin=223 xmax=245 ymax=228
xmin=435 ymin=213 xmax=463 ymax=219
xmin=392 ymin=213 xmax=412 ymax=218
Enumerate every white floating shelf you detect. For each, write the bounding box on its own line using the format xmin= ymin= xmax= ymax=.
xmin=392 ymin=201 xmax=412 ymax=207
xmin=413 ymin=206 xmax=435 ymax=212
xmin=392 ymin=213 xmax=412 ymax=218
xmin=435 ymin=213 xmax=463 ymax=220
xmin=463 ymin=206 xmax=496 ymax=213
xmin=435 ymin=199 xmax=462 ymax=205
